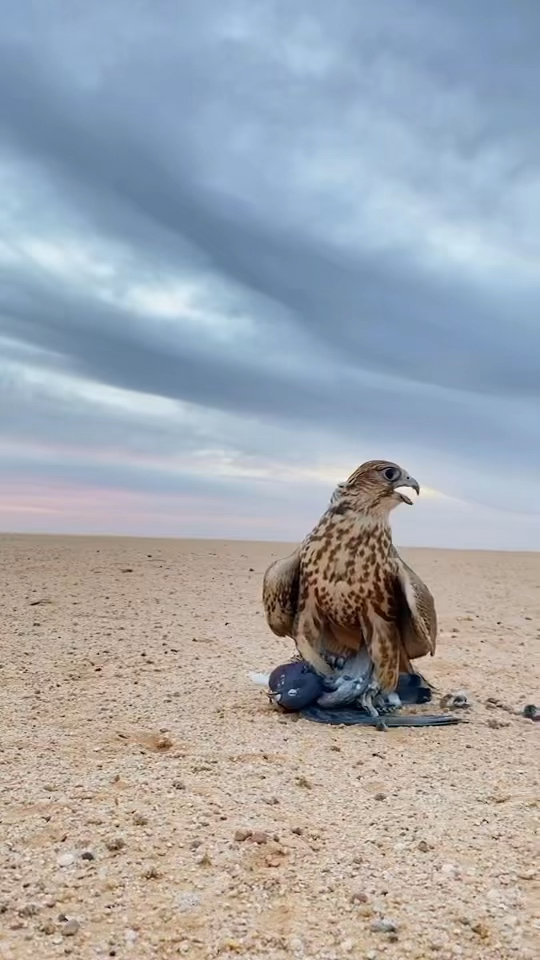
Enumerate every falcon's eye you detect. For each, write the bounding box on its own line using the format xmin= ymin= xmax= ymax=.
xmin=383 ymin=467 xmax=399 ymax=482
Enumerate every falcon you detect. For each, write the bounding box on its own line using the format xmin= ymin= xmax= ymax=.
xmin=262 ymin=460 xmax=437 ymax=717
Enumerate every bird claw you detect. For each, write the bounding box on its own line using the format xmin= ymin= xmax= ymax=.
xmin=358 ymin=680 xmax=382 ymax=717
xmin=323 ymin=653 xmax=346 ymax=670
xmin=317 ymin=675 xmax=366 ymax=707
xmin=374 ymin=691 xmax=402 ymax=715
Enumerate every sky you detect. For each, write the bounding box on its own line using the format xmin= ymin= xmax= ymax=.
xmin=0 ymin=0 xmax=539 ymax=549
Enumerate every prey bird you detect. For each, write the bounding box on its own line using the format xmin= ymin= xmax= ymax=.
xmin=262 ymin=460 xmax=437 ymax=717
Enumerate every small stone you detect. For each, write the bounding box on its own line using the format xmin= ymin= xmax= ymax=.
xmin=487 ymin=718 xmax=510 ymax=729
xmin=234 ymin=829 xmax=252 ymax=842
xmin=195 ymin=851 xmax=212 ymax=866
xmin=371 ymin=918 xmax=398 ymax=934
xmin=62 ymin=920 xmax=80 ymax=937
xmin=295 ymin=776 xmax=313 ymax=789
xmin=81 ymin=851 xmax=95 ymax=861
xmin=143 ymin=865 xmax=160 ymax=879
xmin=440 ymin=862 xmax=460 ymax=879
xmin=340 ymin=938 xmax=356 ymax=953
xmin=249 ymin=831 xmax=269 ymax=845
xmin=156 ymin=734 xmax=173 ymax=749
xmin=133 ymin=813 xmax=148 ymax=826
xmin=441 ymin=691 xmax=471 ymax=709
xmin=57 ymin=853 xmax=76 ymax=868
xmin=176 ymin=892 xmax=201 ymax=911
xmin=105 ymin=837 xmax=125 ymax=851
xmin=173 ymin=779 xmax=186 ymax=790
xmin=418 ymin=840 xmax=430 ymax=852
xmin=18 ymin=904 xmax=39 ymax=917
xmin=357 ymin=905 xmax=374 ymax=917
xmin=374 ymin=792 xmax=387 ymax=801
xmin=350 ymin=891 xmax=368 ymax=903
xmin=471 ymin=922 xmax=489 ymax=939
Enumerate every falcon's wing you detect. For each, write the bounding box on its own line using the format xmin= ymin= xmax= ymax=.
xmin=392 ymin=549 xmax=437 ymax=660
xmin=262 ymin=548 xmax=301 ymax=637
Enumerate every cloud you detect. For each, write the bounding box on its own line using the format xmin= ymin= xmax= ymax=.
xmin=0 ymin=0 xmax=539 ymax=546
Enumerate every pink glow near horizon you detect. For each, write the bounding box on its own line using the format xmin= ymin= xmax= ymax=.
xmin=0 ymin=478 xmax=295 ymax=536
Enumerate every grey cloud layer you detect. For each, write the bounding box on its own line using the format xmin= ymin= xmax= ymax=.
xmin=0 ymin=0 xmax=539 ymax=537
xmin=0 ymin=36 xmax=538 ymax=398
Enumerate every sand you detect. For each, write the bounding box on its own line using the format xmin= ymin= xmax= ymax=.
xmin=0 ymin=534 xmax=538 ymax=960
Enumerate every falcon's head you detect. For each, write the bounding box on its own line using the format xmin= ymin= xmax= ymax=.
xmin=332 ymin=460 xmax=420 ymax=516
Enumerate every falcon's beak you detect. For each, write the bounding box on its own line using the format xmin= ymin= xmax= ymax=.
xmin=394 ymin=474 xmax=420 ymax=506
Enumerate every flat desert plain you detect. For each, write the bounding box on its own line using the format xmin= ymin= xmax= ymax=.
xmin=0 ymin=534 xmax=538 ymax=960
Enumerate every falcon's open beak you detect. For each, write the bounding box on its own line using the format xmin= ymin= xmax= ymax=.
xmin=394 ymin=474 xmax=420 ymax=506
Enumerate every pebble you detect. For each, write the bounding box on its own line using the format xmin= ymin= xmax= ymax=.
xmin=57 ymin=853 xmax=76 ymax=868
xmin=18 ymin=904 xmax=39 ymax=917
xmin=234 ymin=829 xmax=252 ymax=842
xmin=441 ymin=692 xmax=471 ymax=709
xmin=155 ymin=734 xmax=173 ymax=749
xmin=371 ymin=918 xmax=398 ymax=934
xmin=418 ymin=840 xmax=430 ymax=852
xmin=105 ymin=837 xmax=125 ymax=851
xmin=176 ymin=892 xmax=201 ymax=911
xmin=195 ymin=851 xmax=212 ymax=865
xmin=440 ymin=863 xmax=460 ymax=879
xmin=250 ymin=831 xmax=269 ymax=845
xmin=62 ymin=919 xmax=80 ymax=937
xmin=350 ymin=891 xmax=368 ymax=903
xmin=471 ymin=921 xmax=489 ymax=939
xmin=374 ymin=792 xmax=387 ymax=801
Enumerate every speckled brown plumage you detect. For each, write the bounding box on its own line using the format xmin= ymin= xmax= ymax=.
xmin=262 ymin=460 xmax=436 ymax=700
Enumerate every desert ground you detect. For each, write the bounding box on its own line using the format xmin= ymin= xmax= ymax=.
xmin=0 ymin=534 xmax=538 ymax=960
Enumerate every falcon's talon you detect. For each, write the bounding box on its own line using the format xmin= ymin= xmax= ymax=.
xmin=317 ymin=676 xmax=366 ymax=708
xmin=358 ymin=678 xmax=383 ymax=717
xmin=323 ymin=653 xmax=347 ymax=671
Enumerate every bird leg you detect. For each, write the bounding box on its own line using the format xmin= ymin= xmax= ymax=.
xmin=317 ymin=647 xmax=404 ymax=715
xmin=316 ymin=648 xmax=375 ymax=708
xmin=365 ymin=688 xmax=402 ymax=716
